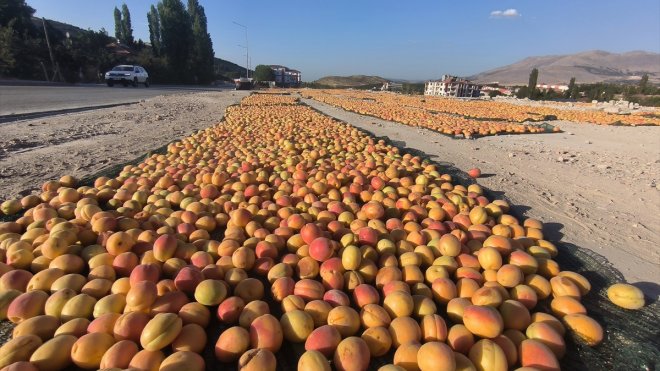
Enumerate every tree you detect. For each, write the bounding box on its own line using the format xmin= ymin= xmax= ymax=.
xmin=113 ymin=7 xmax=122 ymax=41
xmin=488 ymin=90 xmax=502 ymax=98
xmin=570 ymin=83 xmax=579 ymax=100
xmin=158 ymin=0 xmax=193 ymax=83
xmin=515 ymin=86 xmax=529 ymax=99
xmin=147 ymin=5 xmax=161 ymax=56
xmin=187 ymin=0 xmax=214 ymax=83
xmin=253 ymin=65 xmax=275 ymax=82
xmin=565 ymin=77 xmax=575 ymax=99
xmin=528 ymin=68 xmax=539 ymax=99
xmin=121 ymin=4 xmax=133 ymax=45
xmin=0 ymin=0 xmax=36 ymax=36
xmin=639 ymin=73 xmax=649 ymax=94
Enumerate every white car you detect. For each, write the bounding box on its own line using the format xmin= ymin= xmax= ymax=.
xmin=105 ymin=65 xmax=149 ymax=87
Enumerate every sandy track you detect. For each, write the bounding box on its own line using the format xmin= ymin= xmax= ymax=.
xmin=0 ymin=91 xmax=249 ymax=200
xmin=302 ymin=98 xmax=660 ymax=298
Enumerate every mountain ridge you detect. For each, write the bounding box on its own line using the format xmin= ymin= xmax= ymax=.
xmin=469 ymin=50 xmax=660 ymax=85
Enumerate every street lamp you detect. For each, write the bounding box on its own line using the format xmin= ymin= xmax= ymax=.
xmin=233 ymin=21 xmax=249 ymax=79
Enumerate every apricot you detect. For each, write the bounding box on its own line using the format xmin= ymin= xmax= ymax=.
xmin=562 ymin=313 xmax=603 ymax=346
xmin=12 ymin=314 xmax=59 ymax=341
xmin=159 ymin=351 xmax=205 ymax=371
xmin=519 ymin=339 xmax=560 ymax=371
xmin=526 ymin=322 xmax=566 ymax=359
xmin=420 ymin=314 xmax=447 ymax=342
xmin=298 ymin=350 xmax=331 ymax=371
xmin=29 ymin=334 xmax=77 ymax=371
xmin=607 ymin=283 xmax=645 ymax=310
xmin=54 ymin=317 xmax=89 ymax=337
xmin=550 ymin=296 xmax=586 ymax=318
xmin=334 ymin=336 xmax=371 ymax=371
xmin=383 ymin=290 xmax=414 ymax=318
xmin=0 ymin=335 xmax=42 ymax=369
xmin=361 ymin=303 xmax=391 ymax=328
xmin=194 ymin=279 xmax=227 ymax=306
xmin=468 ymin=339 xmax=507 ymax=371
xmin=238 ymin=348 xmax=276 ymax=371
xmin=70 ymin=332 xmax=116 ymax=369
xmin=327 ymin=305 xmax=361 ymax=337
xmin=463 ymin=305 xmax=504 ymax=338
xmin=128 ymin=349 xmax=165 ymax=371
xmin=280 ymin=309 xmax=314 ymax=342
xmin=393 ymin=342 xmax=421 ymax=371
xmin=99 ymin=339 xmax=139 ymax=369
xmin=305 ymin=299 xmax=333 ymax=327
xmin=446 ymin=297 xmax=471 ymax=324
xmin=7 ymin=290 xmax=48 ymax=324
xmin=0 ymin=290 xmax=21 ymax=321
xmin=388 ymin=316 xmax=422 ymax=348
xmin=499 ymin=300 xmax=531 ymax=331
xmin=140 ymin=313 xmax=182 ymax=351
xmin=447 ymin=324 xmax=474 ymax=354
xmin=249 ymin=314 xmax=284 ymax=353
xmin=417 ymin=341 xmax=455 ymax=371
xmin=362 ymin=326 xmax=393 ymax=357
xmin=215 ymin=326 xmax=250 ymax=362
xmin=171 ymin=323 xmax=206 ymax=353
xmin=305 ymin=325 xmax=342 ymax=357
xmin=239 ymin=300 xmax=270 ymax=328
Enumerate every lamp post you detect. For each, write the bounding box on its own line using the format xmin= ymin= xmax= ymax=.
xmin=233 ymin=21 xmax=249 ymax=78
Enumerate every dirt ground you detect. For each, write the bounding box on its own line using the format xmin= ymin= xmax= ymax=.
xmin=0 ymin=90 xmax=657 ymax=298
xmin=302 ymin=97 xmax=660 ymax=298
xmin=0 ymin=91 xmax=249 ymax=200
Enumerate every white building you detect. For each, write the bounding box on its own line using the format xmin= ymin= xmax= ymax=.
xmin=269 ymin=65 xmax=302 ymax=87
xmin=537 ymin=83 xmax=569 ymax=92
xmin=381 ymin=82 xmax=403 ymax=92
xmin=425 ymin=75 xmax=481 ymax=98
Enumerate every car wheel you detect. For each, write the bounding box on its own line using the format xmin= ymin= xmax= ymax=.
xmin=106 ymin=81 xmax=114 ymax=87
xmin=132 ymin=78 xmax=138 ymax=87
xmin=144 ymin=78 xmax=150 ymax=88
xmin=122 ymin=80 xmax=128 ymax=87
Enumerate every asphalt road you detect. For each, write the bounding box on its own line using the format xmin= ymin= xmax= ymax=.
xmin=0 ymin=84 xmax=232 ymax=116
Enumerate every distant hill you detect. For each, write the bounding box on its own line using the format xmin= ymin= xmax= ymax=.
xmin=314 ymin=75 xmax=388 ymax=88
xmin=470 ymin=50 xmax=660 ymax=85
xmin=213 ymin=58 xmax=252 ymax=80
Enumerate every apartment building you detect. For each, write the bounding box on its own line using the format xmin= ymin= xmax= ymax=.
xmin=425 ymin=75 xmax=481 ymax=98
xmin=269 ymin=65 xmax=302 ymax=87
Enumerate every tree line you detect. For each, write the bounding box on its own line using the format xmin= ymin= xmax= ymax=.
xmin=0 ymin=0 xmax=217 ymax=84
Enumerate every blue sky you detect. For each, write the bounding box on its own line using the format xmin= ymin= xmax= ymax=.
xmin=30 ymin=0 xmax=660 ymax=81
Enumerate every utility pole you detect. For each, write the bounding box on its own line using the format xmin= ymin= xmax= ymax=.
xmin=42 ymin=17 xmax=58 ymax=82
xmin=233 ymin=21 xmax=249 ymax=78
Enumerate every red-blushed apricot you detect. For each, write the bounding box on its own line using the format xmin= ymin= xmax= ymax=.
xmin=160 ymin=351 xmax=205 ymax=371
xmin=463 ymin=305 xmax=503 ymax=338
xmin=417 ymin=341 xmax=456 ymax=371
xmin=271 ymin=276 xmax=295 ymax=301
xmin=327 ymin=305 xmax=361 ymax=337
xmin=362 ymin=326 xmax=393 ymax=357
xmin=215 ymin=326 xmax=250 ymax=362
xmin=6 ymin=290 xmax=48 ymax=324
xmin=238 ymin=348 xmax=276 ymax=371
xmin=298 ymin=350 xmax=331 ymax=371
xmin=113 ymin=311 xmax=149 ymax=343
xmin=29 ymin=334 xmax=76 ymax=371
xmin=99 ymin=339 xmax=139 ymax=369
xmin=87 ymin=312 xmax=120 ymax=335
xmin=509 ymin=284 xmax=538 ymax=310
xmin=388 ymin=316 xmax=422 ymax=348
xmin=70 ymin=332 xmax=115 ymax=369
xmin=447 ymin=324 xmax=475 ymax=355
xmin=468 ymin=339 xmax=507 ymax=371
xmin=334 ymin=336 xmax=371 ymax=371
xmin=562 ymin=313 xmax=604 ymax=346
xmin=239 ymin=300 xmax=270 ymax=329
xmin=0 ymin=335 xmax=42 ymax=369
xmin=305 ymin=325 xmax=342 ymax=357
xmin=470 ymin=286 xmax=503 ymax=307
xmin=129 ymin=349 xmax=165 ymax=371
xmin=323 ymin=289 xmax=351 ymax=307
xmin=294 ymin=279 xmax=325 ymax=301
xmin=353 ymin=283 xmax=380 ymax=308
xmin=216 ymin=296 xmax=245 ymax=324
xmin=393 ymin=341 xmax=421 ymax=371
xmin=249 ymin=314 xmax=284 ymax=353
xmin=519 ymin=339 xmax=560 ymax=371
xmin=549 ymin=276 xmax=581 ymax=299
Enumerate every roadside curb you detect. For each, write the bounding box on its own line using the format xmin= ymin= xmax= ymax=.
xmin=0 ymin=102 xmax=140 ymax=124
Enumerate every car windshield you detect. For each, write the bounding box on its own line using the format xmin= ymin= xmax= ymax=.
xmin=111 ymin=66 xmax=133 ymax=71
